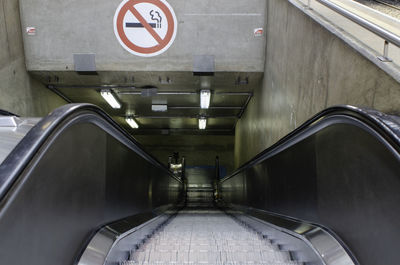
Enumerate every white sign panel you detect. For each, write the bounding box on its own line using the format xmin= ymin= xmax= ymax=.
xmin=114 ymin=0 xmax=178 ymax=57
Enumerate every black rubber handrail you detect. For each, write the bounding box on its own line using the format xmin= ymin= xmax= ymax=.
xmin=0 ymin=109 xmax=19 ymax=117
xmin=221 ymin=105 xmax=400 ymax=183
xmin=0 ymin=103 xmax=180 ymax=201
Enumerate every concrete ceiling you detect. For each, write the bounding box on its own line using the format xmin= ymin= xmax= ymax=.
xmin=32 ymin=71 xmax=263 ymax=135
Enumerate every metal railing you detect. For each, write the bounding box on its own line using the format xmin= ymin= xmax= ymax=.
xmin=308 ymin=0 xmax=400 ymax=62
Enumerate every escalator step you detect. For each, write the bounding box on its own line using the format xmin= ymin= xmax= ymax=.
xmin=122 ymin=209 xmax=302 ymax=265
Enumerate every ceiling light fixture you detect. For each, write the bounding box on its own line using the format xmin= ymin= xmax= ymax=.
xmin=200 ymin=90 xmax=211 ymax=109
xmin=125 ymin=117 xmax=139 ymax=129
xmin=198 ymin=117 xmax=207 ymax=130
xmin=152 ymin=104 xmax=168 ymax=112
xmin=100 ymin=90 xmax=121 ymax=109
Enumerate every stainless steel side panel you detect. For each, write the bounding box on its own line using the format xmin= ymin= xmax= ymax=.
xmin=0 ymin=104 xmax=182 ymax=265
xmin=220 ymin=112 xmax=400 ymax=265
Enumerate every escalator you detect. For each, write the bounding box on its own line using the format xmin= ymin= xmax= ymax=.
xmin=0 ymin=104 xmax=399 ymax=265
xmin=117 ymin=179 xmax=302 ymax=265
xmin=122 ymin=208 xmax=301 ymax=265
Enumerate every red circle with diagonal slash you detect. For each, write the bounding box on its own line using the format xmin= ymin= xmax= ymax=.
xmin=116 ymin=0 xmax=176 ymax=55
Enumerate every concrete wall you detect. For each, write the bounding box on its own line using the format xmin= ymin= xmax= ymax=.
xmin=234 ymin=0 xmax=400 ymax=168
xmin=19 ymin=0 xmax=266 ymax=72
xmin=0 ymin=0 xmax=65 ymax=116
xmin=135 ymin=135 xmax=234 ymax=174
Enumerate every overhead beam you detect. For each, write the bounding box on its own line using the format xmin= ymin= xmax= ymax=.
xmin=131 ymin=115 xmax=239 ymax=119
xmin=119 ymin=91 xmax=253 ymax=96
xmin=215 ymin=92 xmax=253 ymax=96
xmin=128 ymin=128 xmax=235 ymax=135
xmin=48 ymin=85 xmax=137 ymax=89
xmin=237 ymin=94 xmax=253 ymax=118
xmin=47 ymin=85 xmax=73 ymax=103
xmin=118 ymin=91 xmax=197 ymax=95
xmin=168 ymin=106 xmax=243 ymax=110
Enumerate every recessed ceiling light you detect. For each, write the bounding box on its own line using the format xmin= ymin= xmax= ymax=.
xmin=125 ymin=117 xmax=139 ymax=129
xmin=198 ymin=117 xmax=207 ymax=130
xmin=152 ymin=104 xmax=168 ymax=112
xmin=200 ymin=90 xmax=211 ymax=109
xmin=100 ymin=90 xmax=121 ymax=109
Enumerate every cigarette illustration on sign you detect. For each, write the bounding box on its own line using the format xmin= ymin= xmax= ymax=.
xmin=126 ymin=10 xmax=162 ymax=28
xmin=114 ymin=0 xmax=178 ymax=57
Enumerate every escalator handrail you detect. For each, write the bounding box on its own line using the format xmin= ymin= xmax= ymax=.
xmin=0 ymin=103 xmax=180 ymax=201
xmin=221 ymin=105 xmax=400 ymax=183
xmin=0 ymin=109 xmax=19 ymax=117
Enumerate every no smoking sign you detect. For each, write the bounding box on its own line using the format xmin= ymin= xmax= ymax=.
xmin=113 ymin=0 xmax=177 ymax=57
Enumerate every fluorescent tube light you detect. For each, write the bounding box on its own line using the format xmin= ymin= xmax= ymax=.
xmin=200 ymin=90 xmax=211 ymax=109
xmin=152 ymin=104 xmax=168 ymax=112
xmin=100 ymin=90 xmax=121 ymax=109
xmin=125 ymin=117 xmax=139 ymax=129
xmin=198 ymin=117 xmax=207 ymax=130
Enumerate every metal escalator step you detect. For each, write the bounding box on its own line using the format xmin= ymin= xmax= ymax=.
xmin=121 ymin=260 xmax=300 ymax=265
xmin=123 ymin=209 xmax=302 ymax=265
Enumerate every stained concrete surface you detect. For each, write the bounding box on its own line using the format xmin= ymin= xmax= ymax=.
xmin=19 ymin=0 xmax=266 ymax=72
xmin=0 ymin=0 xmax=65 ymax=116
xmin=304 ymin=0 xmax=400 ymax=77
xmin=234 ymin=0 xmax=400 ymax=168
